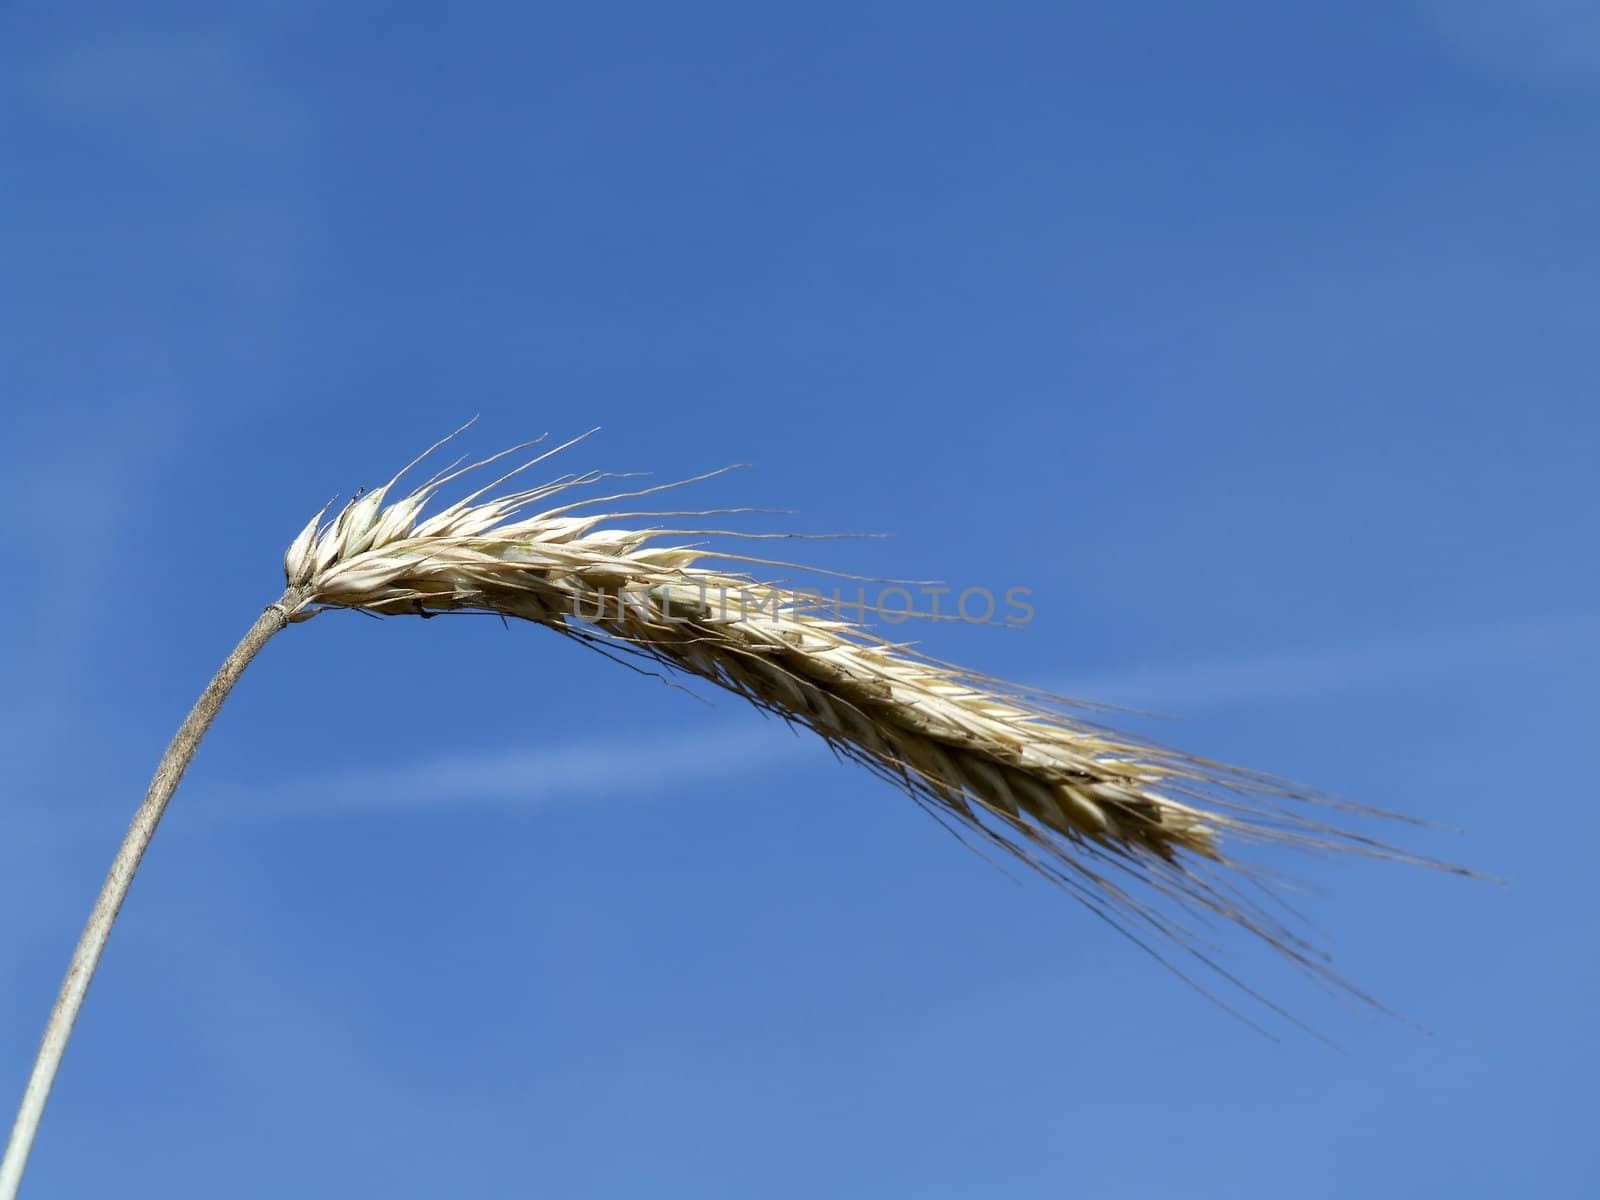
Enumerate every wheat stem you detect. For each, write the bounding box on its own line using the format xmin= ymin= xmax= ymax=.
xmin=0 ymin=587 xmax=305 ymax=1200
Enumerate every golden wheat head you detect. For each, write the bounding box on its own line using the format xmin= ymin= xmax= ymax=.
xmin=282 ymin=425 xmax=1468 ymax=1024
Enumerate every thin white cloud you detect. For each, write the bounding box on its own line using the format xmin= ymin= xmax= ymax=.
xmin=196 ymin=721 xmax=811 ymax=824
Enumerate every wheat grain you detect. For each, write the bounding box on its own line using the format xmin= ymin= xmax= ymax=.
xmin=284 ymin=426 xmax=1469 ymax=1017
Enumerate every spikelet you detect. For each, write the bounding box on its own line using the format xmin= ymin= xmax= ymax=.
xmin=284 ymin=426 xmax=1466 ymax=1022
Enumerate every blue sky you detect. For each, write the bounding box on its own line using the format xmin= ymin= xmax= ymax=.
xmin=2 ymin=3 xmax=1597 ymax=1196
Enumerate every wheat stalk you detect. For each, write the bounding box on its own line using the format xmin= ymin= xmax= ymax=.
xmin=0 ymin=425 xmax=1466 ymax=1197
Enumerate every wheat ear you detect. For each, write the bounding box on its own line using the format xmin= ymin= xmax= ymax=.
xmin=2 ymin=428 xmax=1465 ymax=1198
xmin=276 ymin=428 xmax=1465 ymax=1004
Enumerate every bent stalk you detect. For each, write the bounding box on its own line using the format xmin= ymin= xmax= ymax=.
xmin=0 ymin=587 xmax=305 ymax=1200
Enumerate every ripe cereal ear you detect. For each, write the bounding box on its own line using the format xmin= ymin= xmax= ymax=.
xmin=289 ymin=427 xmax=1474 ymax=1019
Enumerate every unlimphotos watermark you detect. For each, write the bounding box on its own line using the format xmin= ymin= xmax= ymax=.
xmin=572 ymin=583 xmax=1035 ymax=626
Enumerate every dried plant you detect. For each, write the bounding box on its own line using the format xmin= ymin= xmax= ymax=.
xmin=0 ymin=425 xmax=1467 ymax=1197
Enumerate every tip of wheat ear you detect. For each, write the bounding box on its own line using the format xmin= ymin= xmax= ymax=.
xmin=283 ymin=428 xmax=1466 ymax=1018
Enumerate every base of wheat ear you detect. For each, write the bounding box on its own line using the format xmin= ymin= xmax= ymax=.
xmin=284 ymin=427 xmax=1465 ymax=1017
